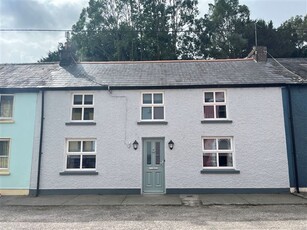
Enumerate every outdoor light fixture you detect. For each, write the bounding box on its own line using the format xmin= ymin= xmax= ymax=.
xmin=133 ymin=140 xmax=139 ymax=150
xmin=168 ymin=140 xmax=174 ymax=150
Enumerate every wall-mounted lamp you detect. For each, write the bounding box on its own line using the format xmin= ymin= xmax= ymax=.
xmin=168 ymin=140 xmax=174 ymax=150
xmin=133 ymin=140 xmax=139 ymax=150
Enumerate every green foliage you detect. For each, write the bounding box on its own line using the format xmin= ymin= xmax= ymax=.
xmin=38 ymin=50 xmax=60 ymax=62
xmin=196 ymin=0 xmax=251 ymax=59
xmin=39 ymin=0 xmax=307 ymax=62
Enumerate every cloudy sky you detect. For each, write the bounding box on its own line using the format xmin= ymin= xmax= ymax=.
xmin=0 ymin=0 xmax=306 ymax=63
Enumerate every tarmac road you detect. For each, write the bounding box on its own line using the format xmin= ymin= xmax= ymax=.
xmin=1 ymin=205 xmax=307 ymax=229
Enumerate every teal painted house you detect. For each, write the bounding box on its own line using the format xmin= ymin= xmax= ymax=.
xmin=275 ymin=58 xmax=307 ymax=193
xmin=0 ymin=92 xmax=38 ymax=195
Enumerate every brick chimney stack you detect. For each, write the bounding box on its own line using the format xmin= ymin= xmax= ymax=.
xmin=254 ymin=46 xmax=267 ymax=62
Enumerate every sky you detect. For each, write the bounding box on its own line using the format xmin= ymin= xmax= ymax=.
xmin=0 ymin=0 xmax=306 ymax=64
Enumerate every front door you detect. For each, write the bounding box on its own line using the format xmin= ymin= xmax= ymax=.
xmin=143 ymin=138 xmax=165 ymax=194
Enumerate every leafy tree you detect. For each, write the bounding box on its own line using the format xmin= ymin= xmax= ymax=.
xmin=276 ymin=15 xmax=307 ymax=57
xmin=39 ymin=0 xmax=307 ymax=62
xmin=196 ymin=0 xmax=251 ymax=59
xmin=38 ymin=50 xmax=60 ymax=62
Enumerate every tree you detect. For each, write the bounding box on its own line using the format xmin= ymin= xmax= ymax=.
xmin=39 ymin=0 xmax=307 ymax=62
xmin=38 ymin=50 xmax=60 ymax=62
xmin=276 ymin=15 xmax=307 ymax=57
xmin=196 ymin=0 xmax=251 ymax=59
xmin=70 ymin=0 xmax=200 ymax=61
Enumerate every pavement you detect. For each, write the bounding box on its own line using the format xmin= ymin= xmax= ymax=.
xmin=0 ymin=193 xmax=307 ymax=206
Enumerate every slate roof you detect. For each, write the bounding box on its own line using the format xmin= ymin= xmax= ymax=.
xmin=0 ymin=58 xmax=299 ymax=90
xmin=269 ymin=58 xmax=307 ymax=83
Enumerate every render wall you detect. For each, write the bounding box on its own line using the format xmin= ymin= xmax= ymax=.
xmin=36 ymin=87 xmax=289 ymax=193
xmin=0 ymin=93 xmax=38 ymax=195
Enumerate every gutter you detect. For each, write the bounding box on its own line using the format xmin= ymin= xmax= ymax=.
xmin=286 ymin=85 xmax=300 ymax=193
xmin=35 ymin=90 xmax=45 ymax=197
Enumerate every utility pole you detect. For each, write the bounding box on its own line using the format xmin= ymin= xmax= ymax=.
xmin=254 ymin=21 xmax=258 ymax=48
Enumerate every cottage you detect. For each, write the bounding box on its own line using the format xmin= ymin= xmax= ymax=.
xmin=270 ymin=58 xmax=307 ymax=193
xmin=0 ymin=83 xmax=38 ymax=195
xmin=0 ymin=57 xmax=297 ymax=195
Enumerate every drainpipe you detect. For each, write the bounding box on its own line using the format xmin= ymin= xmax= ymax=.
xmin=287 ymin=85 xmax=300 ymax=193
xmin=35 ymin=90 xmax=45 ymax=197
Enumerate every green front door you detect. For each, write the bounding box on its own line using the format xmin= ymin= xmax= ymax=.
xmin=143 ymin=138 xmax=165 ymax=194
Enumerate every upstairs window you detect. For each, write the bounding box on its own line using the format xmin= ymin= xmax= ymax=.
xmin=203 ymin=91 xmax=227 ymax=119
xmin=0 ymin=139 xmax=10 ymax=170
xmin=202 ymin=137 xmax=233 ymax=168
xmin=71 ymin=94 xmax=94 ymax=121
xmin=66 ymin=139 xmax=96 ymax=170
xmin=0 ymin=95 xmax=14 ymax=120
xmin=141 ymin=93 xmax=164 ymax=121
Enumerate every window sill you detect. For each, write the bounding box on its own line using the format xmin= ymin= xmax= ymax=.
xmin=200 ymin=169 xmax=240 ymax=174
xmin=59 ymin=171 xmax=98 ymax=175
xmin=137 ymin=121 xmax=168 ymax=125
xmin=201 ymin=120 xmax=232 ymax=124
xmin=0 ymin=171 xmax=10 ymax=175
xmin=0 ymin=119 xmax=15 ymax=124
xmin=65 ymin=122 xmax=96 ymax=126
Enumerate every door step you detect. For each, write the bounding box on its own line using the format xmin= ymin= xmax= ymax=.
xmin=180 ymin=195 xmax=201 ymax=206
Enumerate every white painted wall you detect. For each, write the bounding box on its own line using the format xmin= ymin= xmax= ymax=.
xmin=36 ymin=87 xmax=289 ymax=190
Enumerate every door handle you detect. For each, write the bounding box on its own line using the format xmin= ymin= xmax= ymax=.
xmin=160 ymin=160 xmax=165 ymax=166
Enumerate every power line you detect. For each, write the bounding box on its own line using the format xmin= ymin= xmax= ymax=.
xmin=1 ymin=28 xmax=307 ymax=33
xmin=0 ymin=29 xmax=72 ymax=32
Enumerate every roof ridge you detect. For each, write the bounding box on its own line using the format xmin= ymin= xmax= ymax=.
xmin=80 ymin=58 xmax=254 ymax=64
xmin=0 ymin=62 xmax=59 ymax=65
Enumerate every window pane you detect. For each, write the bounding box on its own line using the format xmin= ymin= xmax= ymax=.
xmin=153 ymin=94 xmax=163 ymax=104
xmin=0 ymin=141 xmax=9 ymax=156
xmin=204 ymin=92 xmax=214 ymax=102
xmin=72 ymin=108 xmax=82 ymax=120
xmin=218 ymin=139 xmax=231 ymax=150
xmin=204 ymin=106 xmax=214 ymax=118
xmin=155 ymin=142 xmax=160 ymax=165
xmin=147 ymin=142 xmax=152 ymax=165
xmin=204 ymin=139 xmax=216 ymax=150
xmin=84 ymin=108 xmax=94 ymax=120
xmin=68 ymin=141 xmax=81 ymax=152
xmin=142 ymin=107 xmax=152 ymax=120
xmin=83 ymin=141 xmax=95 ymax=152
xmin=143 ymin=94 xmax=152 ymax=104
xmin=0 ymin=95 xmax=13 ymax=118
xmin=203 ymin=153 xmax=217 ymax=167
xmin=215 ymin=92 xmax=225 ymax=102
xmin=153 ymin=107 xmax=164 ymax=119
xmin=216 ymin=105 xmax=226 ymax=118
xmin=219 ymin=153 xmax=233 ymax=167
xmin=67 ymin=155 xmax=80 ymax=169
xmin=0 ymin=157 xmax=8 ymax=168
xmin=73 ymin=95 xmax=83 ymax=105
xmin=84 ymin=95 xmax=93 ymax=105
xmin=82 ymin=155 xmax=96 ymax=169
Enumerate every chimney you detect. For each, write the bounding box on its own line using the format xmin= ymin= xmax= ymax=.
xmin=59 ymin=31 xmax=75 ymax=67
xmin=59 ymin=42 xmax=74 ymax=67
xmin=254 ymin=46 xmax=267 ymax=62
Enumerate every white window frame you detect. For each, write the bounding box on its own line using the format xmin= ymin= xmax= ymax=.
xmin=71 ymin=93 xmax=94 ymax=121
xmin=0 ymin=94 xmax=14 ymax=120
xmin=0 ymin=138 xmax=10 ymax=171
xmin=202 ymin=137 xmax=234 ymax=169
xmin=203 ymin=90 xmax=227 ymax=120
xmin=140 ymin=92 xmax=165 ymax=121
xmin=65 ymin=139 xmax=97 ymax=171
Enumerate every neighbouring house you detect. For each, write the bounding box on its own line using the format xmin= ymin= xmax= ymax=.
xmin=269 ymin=58 xmax=307 ymax=193
xmin=0 ymin=78 xmax=39 ymax=195
xmin=0 ymin=57 xmax=300 ymax=195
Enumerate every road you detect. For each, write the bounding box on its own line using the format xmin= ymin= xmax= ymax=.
xmin=1 ymin=205 xmax=307 ymax=229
